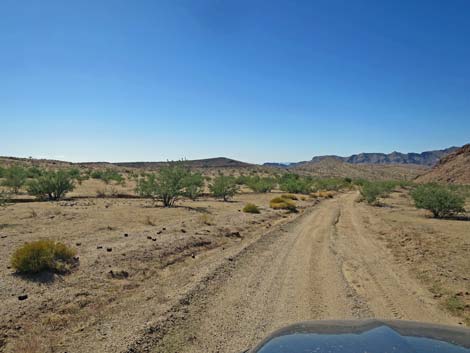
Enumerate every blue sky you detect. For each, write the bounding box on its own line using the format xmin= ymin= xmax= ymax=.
xmin=1 ymin=0 xmax=469 ymax=163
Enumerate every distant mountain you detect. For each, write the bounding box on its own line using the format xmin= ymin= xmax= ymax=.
xmin=292 ymin=157 xmax=427 ymax=181
xmin=264 ymin=147 xmax=458 ymax=168
xmin=416 ymin=144 xmax=470 ymax=184
xmin=114 ymin=157 xmax=252 ymax=169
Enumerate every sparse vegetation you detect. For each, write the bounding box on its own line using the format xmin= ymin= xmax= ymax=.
xmin=91 ymin=169 xmax=124 ymax=184
xmin=27 ymin=170 xmax=75 ymax=201
xmin=243 ymin=203 xmax=260 ymax=214
xmin=278 ymin=174 xmax=312 ymax=194
xmin=281 ymin=193 xmax=298 ymax=200
xmin=209 ymin=175 xmax=238 ymax=201
xmin=411 ymin=184 xmax=465 ymax=218
xmin=359 ymin=180 xmax=397 ymax=205
xmin=136 ymin=162 xmax=194 ymax=207
xmin=269 ymin=196 xmax=297 ymax=212
xmin=246 ymin=176 xmax=276 ymax=193
xmin=1 ymin=165 xmax=27 ymax=193
xmin=183 ymin=172 xmax=205 ymax=200
xmin=11 ymin=240 xmax=76 ymax=274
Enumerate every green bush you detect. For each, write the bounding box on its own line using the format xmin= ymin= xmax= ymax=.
xmin=209 ymin=175 xmax=238 ymax=201
xmin=91 ymin=169 xmax=124 ymax=184
xmin=136 ymin=162 xmax=191 ymax=207
xmin=27 ymin=170 xmax=75 ymax=200
xmin=11 ymin=240 xmax=76 ymax=274
xmin=243 ymin=203 xmax=260 ymax=214
xmin=360 ymin=181 xmax=397 ymax=205
xmin=1 ymin=165 xmax=27 ymax=193
xmin=183 ymin=172 xmax=205 ymax=200
xmin=246 ymin=176 xmax=276 ymax=193
xmin=411 ymin=184 xmax=465 ymax=218
xmin=281 ymin=193 xmax=298 ymax=200
xmin=278 ymin=174 xmax=311 ymax=194
xmin=25 ymin=166 xmax=44 ymax=178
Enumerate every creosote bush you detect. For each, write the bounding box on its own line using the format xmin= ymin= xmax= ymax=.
xmin=136 ymin=162 xmax=202 ymax=207
xmin=1 ymin=165 xmax=27 ymax=193
xmin=11 ymin=240 xmax=77 ymax=274
xmin=246 ymin=176 xmax=276 ymax=193
xmin=411 ymin=184 xmax=465 ymax=218
xmin=27 ymin=170 xmax=75 ymax=201
xmin=269 ymin=196 xmax=297 ymax=212
xmin=243 ymin=203 xmax=260 ymax=214
xmin=209 ymin=175 xmax=238 ymax=201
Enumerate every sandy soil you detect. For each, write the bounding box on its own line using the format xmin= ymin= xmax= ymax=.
xmin=146 ymin=192 xmax=465 ymax=353
xmin=1 ymin=188 xmax=468 ymax=353
xmin=0 ymin=185 xmax=313 ymax=353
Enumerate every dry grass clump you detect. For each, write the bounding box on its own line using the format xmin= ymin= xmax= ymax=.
xmin=243 ymin=203 xmax=260 ymax=214
xmin=11 ymin=239 xmax=77 ymax=274
xmin=281 ymin=193 xmax=298 ymax=200
xmin=270 ymin=196 xmax=297 ymax=212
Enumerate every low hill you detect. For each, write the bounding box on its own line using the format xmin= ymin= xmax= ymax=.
xmin=415 ymin=144 xmax=470 ymax=184
xmin=292 ymin=157 xmax=428 ymax=180
xmin=114 ymin=157 xmax=252 ymax=169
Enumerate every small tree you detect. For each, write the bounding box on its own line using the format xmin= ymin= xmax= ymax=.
xmin=27 ymin=170 xmax=75 ymax=201
xmin=209 ymin=175 xmax=238 ymax=201
xmin=278 ymin=174 xmax=312 ymax=194
xmin=183 ymin=172 xmax=205 ymax=200
xmin=411 ymin=184 xmax=465 ymax=218
xmin=136 ymin=162 xmax=189 ymax=207
xmin=1 ymin=165 xmax=27 ymax=193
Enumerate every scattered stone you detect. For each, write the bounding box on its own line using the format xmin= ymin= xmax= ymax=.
xmin=76 ymin=242 xmax=81 ymax=246
xmin=124 ymin=233 xmax=129 ymax=237
xmin=191 ymin=253 xmax=195 ymax=259
xmin=97 ymin=246 xmax=103 ymax=249
xmin=152 ymin=238 xmax=157 ymax=241
xmin=147 ymin=236 xmax=152 ymax=240
xmin=157 ymin=230 xmax=162 ymax=234
xmin=162 ymin=227 xmax=166 ymax=231
xmin=18 ymin=295 xmax=28 ymax=301
xmin=181 ymin=229 xmax=186 ymax=233
xmin=106 ymin=248 xmax=112 ymax=252
xmin=108 ymin=270 xmax=129 ymax=279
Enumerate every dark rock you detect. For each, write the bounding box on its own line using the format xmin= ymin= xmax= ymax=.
xmin=181 ymin=229 xmax=186 ymax=233
xmin=18 ymin=295 xmax=28 ymax=301
xmin=76 ymin=242 xmax=81 ymax=246
xmin=124 ymin=233 xmax=129 ymax=237
xmin=97 ymin=246 xmax=103 ymax=249
xmin=106 ymin=248 xmax=112 ymax=252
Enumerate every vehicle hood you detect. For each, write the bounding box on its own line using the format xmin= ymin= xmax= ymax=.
xmin=249 ymin=319 xmax=470 ymax=353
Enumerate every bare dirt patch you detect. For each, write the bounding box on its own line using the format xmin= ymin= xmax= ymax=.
xmin=0 ymin=184 xmax=313 ymax=353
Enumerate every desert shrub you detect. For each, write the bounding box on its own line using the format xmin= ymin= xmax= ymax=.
xmin=243 ymin=203 xmax=260 ymax=214
xmin=0 ymin=166 xmax=4 ymax=178
xmin=11 ymin=240 xmax=76 ymax=274
xmin=136 ymin=162 xmax=190 ymax=207
xmin=278 ymin=174 xmax=311 ymax=194
xmin=235 ymin=175 xmax=250 ymax=185
xmin=360 ymin=181 xmax=397 ymax=205
xmin=183 ymin=172 xmax=205 ymax=200
xmin=411 ymin=184 xmax=465 ymax=218
xmin=209 ymin=175 xmax=238 ymax=201
xmin=246 ymin=176 xmax=276 ymax=193
xmin=269 ymin=196 xmax=297 ymax=212
xmin=91 ymin=169 xmax=124 ymax=184
xmin=1 ymin=165 xmax=27 ymax=193
xmin=25 ymin=166 xmax=44 ymax=178
xmin=27 ymin=170 xmax=75 ymax=200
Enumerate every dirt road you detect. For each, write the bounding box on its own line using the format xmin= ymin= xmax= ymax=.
xmin=148 ymin=192 xmax=457 ymax=353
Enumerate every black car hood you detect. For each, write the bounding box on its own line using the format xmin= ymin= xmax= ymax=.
xmin=249 ymin=320 xmax=470 ymax=353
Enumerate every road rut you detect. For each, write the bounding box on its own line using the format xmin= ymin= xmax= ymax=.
xmin=150 ymin=192 xmax=457 ymax=353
